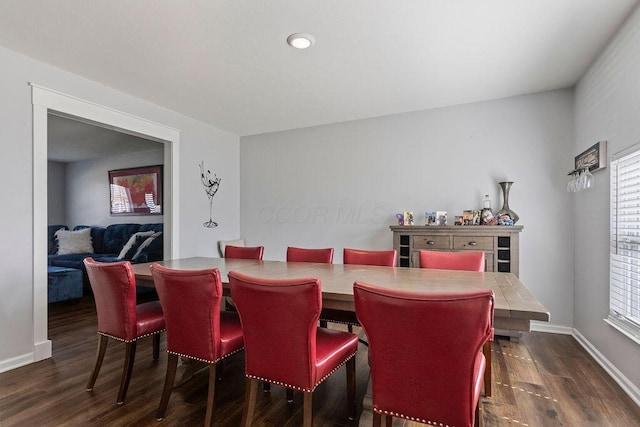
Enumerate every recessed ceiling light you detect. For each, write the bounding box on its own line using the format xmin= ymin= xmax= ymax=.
xmin=287 ymin=33 xmax=315 ymax=49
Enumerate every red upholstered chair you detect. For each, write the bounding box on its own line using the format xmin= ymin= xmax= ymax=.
xmin=228 ymin=271 xmax=358 ymax=427
xmin=286 ymin=246 xmax=334 ymax=263
xmin=343 ymin=248 xmax=398 ymax=267
xmin=225 ymin=245 xmax=264 ymax=260
xmin=218 ymin=238 xmax=245 ymax=257
xmin=418 ymin=250 xmax=485 ymax=272
xmin=321 ymin=248 xmax=398 ymax=337
xmin=224 ymin=245 xmax=264 ymax=313
xmin=418 ymin=250 xmax=493 ymax=397
xmin=354 ymin=282 xmax=494 ymax=427
xmin=150 ymin=264 xmax=244 ymax=425
xmin=83 ymin=257 xmax=165 ymax=405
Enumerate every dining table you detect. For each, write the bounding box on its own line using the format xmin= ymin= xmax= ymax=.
xmin=131 ymin=256 xmax=550 ymax=425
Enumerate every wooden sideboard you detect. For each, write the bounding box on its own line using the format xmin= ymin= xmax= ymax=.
xmin=390 ymin=225 xmax=523 ymax=276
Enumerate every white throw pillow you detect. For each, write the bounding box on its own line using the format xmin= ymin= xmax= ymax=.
xmin=118 ymin=231 xmax=156 ymax=259
xmin=131 ymin=231 xmax=163 ymax=262
xmin=56 ymin=228 xmax=94 ymax=255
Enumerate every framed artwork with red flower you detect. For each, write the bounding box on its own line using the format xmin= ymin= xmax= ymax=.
xmin=108 ymin=165 xmax=163 ymax=215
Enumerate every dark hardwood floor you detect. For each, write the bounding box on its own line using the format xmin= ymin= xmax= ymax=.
xmin=0 ymin=295 xmax=638 ymax=426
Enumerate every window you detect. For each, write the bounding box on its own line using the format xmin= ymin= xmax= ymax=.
xmin=608 ymin=145 xmax=640 ymax=344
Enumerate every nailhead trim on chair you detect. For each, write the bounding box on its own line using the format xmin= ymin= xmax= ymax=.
xmin=374 ymin=407 xmax=452 ymax=426
xmin=167 ymin=347 xmax=244 ymax=364
xmin=319 ymin=318 xmax=361 ymax=326
xmin=247 ymin=351 xmax=356 ymax=392
xmin=97 ymin=329 xmax=165 ymax=343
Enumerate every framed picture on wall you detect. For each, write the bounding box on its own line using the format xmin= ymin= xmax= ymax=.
xmin=109 ymin=165 xmax=163 ymax=215
xmin=575 ymin=140 xmax=607 ymax=172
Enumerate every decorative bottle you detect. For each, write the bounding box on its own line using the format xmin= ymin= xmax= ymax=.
xmin=481 ymin=194 xmax=494 ymax=225
xmin=482 ymin=195 xmax=491 ymax=210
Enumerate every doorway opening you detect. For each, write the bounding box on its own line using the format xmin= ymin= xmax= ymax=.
xmin=32 ymin=85 xmax=180 ymax=362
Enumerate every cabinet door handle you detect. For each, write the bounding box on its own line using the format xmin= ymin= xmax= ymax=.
xmin=468 ymin=241 xmax=477 ymax=246
xmin=426 ymin=240 xmax=435 ymax=245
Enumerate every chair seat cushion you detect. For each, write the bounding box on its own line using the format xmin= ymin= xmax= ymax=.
xmin=314 ymin=328 xmax=358 ymax=384
xmin=219 ymin=311 xmax=245 ymax=358
xmin=135 ymin=301 xmax=165 ymax=338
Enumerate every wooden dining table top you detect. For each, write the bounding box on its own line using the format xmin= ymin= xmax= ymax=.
xmin=131 ymin=257 xmax=549 ymax=324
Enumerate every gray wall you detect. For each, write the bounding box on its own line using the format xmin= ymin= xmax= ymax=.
xmin=0 ymin=44 xmax=240 ymax=369
xmin=241 ymin=89 xmax=575 ymax=328
xmin=574 ymin=6 xmax=640 ymax=391
xmin=65 ymin=148 xmax=164 ymax=227
xmin=47 ymin=161 xmax=66 ymax=224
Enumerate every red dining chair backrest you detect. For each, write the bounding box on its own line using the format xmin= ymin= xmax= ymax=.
xmin=229 ymin=272 xmax=323 ymax=388
xmin=286 ymin=247 xmax=334 ymax=264
xmin=219 ymin=238 xmax=245 ymax=257
xmin=419 ymin=250 xmax=485 ymax=272
xmin=225 ymin=245 xmax=264 ymax=260
xmin=151 ymin=264 xmax=232 ymax=361
xmin=354 ymin=281 xmax=493 ymax=427
xmin=150 ymin=264 xmax=244 ymax=423
xmin=85 ymin=258 xmax=140 ymax=340
xmin=343 ymin=248 xmax=397 ymax=267
xmin=228 ymin=271 xmax=358 ymax=426
xmin=83 ymin=257 xmax=165 ymax=404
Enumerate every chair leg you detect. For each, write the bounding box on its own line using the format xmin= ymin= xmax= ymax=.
xmin=156 ymin=353 xmax=179 ymax=421
xmin=320 ymin=320 xmax=328 ymax=328
xmin=153 ymin=333 xmax=160 ymax=361
xmin=241 ymin=378 xmax=260 ymax=427
xmin=117 ymin=341 xmax=137 ymax=404
xmin=204 ymin=363 xmax=217 ymax=427
xmin=475 ymin=400 xmax=481 ymax=427
xmin=286 ymin=388 xmax=294 ymax=403
xmin=373 ymin=412 xmax=382 ymax=427
xmin=86 ymin=335 xmax=108 ymax=391
xmin=302 ymin=391 xmax=313 ymax=427
xmin=346 ymin=357 xmax=356 ymax=420
xmin=348 ymin=324 xmax=353 ymax=333
xmin=385 ymin=414 xmax=393 ymax=427
xmin=263 ymin=382 xmax=271 ymax=392
xmin=483 ymin=340 xmax=492 ymax=397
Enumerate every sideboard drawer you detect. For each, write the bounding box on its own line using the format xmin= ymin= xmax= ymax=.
xmin=453 ymin=236 xmax=493 ymax=251
xmin=413 ymin=235 xmax=450 ymax=249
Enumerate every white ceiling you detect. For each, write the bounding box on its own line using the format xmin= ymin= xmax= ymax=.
xmin=1 ymin=1 xmax=638 ymax=137
xmin=47 ymin=114 xmax=162 ymax=163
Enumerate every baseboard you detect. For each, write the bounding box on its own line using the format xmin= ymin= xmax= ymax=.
xmin=34 ymin=339 xmax=52 ymax=361
xmin=0 ymin=352 xmax=34 ymax=374
xmin=572 ymin=328 xmax=640 ymax=407
xmin=530 ymin=322 xmax=573 ymax=335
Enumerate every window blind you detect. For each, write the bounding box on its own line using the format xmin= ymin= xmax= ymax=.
xmin=610 ymin=147 xmax=640 ymax=336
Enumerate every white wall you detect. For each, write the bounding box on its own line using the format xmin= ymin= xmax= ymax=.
xmin=65 ymin=148 xmax=164 ymax=227
xmin=574 ymin=6 xmax=640 ymax=390
xmin=47 ymin=161 xmax=66 ymax=224
xmin=241 ymin=90 xmax=575 ymax=328
xmin=0 ymin=45 xmax=240 ymax=370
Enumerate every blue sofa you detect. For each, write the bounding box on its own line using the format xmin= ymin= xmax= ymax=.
xmin=47 ymin=223 xmax=163 ymax=295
